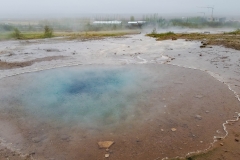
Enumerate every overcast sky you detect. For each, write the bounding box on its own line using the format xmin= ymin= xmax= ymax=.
xmin=1 ymin=0 xmax=239 ymax=19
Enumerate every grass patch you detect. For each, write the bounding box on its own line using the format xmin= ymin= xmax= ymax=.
xmin=0 ymin=30 xmax=139 ymax=41
xmin=20 ymin=32 xmax=46 ymax=39
xmin=0 ymin=32 xmax=12 ymax=40
xmin=58 ymin=30 xmax=140 ymax=40
xmin=225 ymin=29 xmax=240 ymax=35
xmin=0 ymin=31 xmax=51 ymax=40
xmin=147 ymin=31 xmax=240 ymax=51
xmin=147 ymin=31 xmax=176 ymax=40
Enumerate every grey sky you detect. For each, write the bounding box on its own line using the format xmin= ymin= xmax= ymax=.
xmin=1 ymin=0 xmax=239 ymax=18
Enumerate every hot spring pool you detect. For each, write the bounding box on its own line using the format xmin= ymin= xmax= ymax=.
xmin=0 ymin=65 xmax=167 ymax=130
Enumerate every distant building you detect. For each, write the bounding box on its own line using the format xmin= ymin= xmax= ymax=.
xmin=219 ymin=18 xmax=226 ymax=23
xmin=127 ymin=21 xmax=146 ymax=28
xmin=93 ymin=20 xmax=122 ymax=25
xmin=206 ymin=17 xmax=226 ymax=23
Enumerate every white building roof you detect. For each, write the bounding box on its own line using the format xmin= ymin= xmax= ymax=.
xmin=93 ymin=20 xmax=122 ymax=24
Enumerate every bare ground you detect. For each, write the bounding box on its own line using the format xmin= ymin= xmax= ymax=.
xmin=0 ymin=56 xmax=65 ymax=70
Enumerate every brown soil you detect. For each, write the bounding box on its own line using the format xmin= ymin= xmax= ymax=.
xmin=0 ymin=64 xmax=239 ymax=160
xmin=0 ymin=56 xmax=65 ymax=70
xmin=187 ymin=119 xmax=240 ymax=160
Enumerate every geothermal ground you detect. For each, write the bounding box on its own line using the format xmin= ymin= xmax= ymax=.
xmin=0 ymin=33 xmax=240 ymax=160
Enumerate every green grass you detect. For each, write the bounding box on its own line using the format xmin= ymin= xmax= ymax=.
xmin=147 ymin=31 xmax=176 ymax=39
xmin=0 ymin=32 xmax=12 ymax=40
xmin=54 ymin=30 xmax=140 ymax=40
xmin=0 ymin=30 xmax=139 ymax=41
xmin=225 ymin=29 xmax=240 ymax=35
xmin=0 ymin=32 xmax=46 ymax=40
xmin=20 ymin=32 xmax=46 ymax=39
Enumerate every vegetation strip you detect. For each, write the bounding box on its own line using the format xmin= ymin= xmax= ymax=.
xmin=147 ymin=29 xmax=240 ymax=51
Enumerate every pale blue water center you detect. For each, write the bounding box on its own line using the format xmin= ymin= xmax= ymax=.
xmin=1 ymin=65 xmax=153 ymax=129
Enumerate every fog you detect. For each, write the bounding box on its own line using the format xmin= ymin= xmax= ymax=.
xmin=1 ymin=0 xmax=240 ymax=19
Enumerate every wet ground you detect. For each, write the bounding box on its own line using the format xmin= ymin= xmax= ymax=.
xmin=0 ymin=34 xmax=240 ymax=160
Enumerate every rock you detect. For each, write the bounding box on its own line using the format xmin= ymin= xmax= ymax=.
xmin=200 ymin=45 xmax=206 ymax=48
xmin=195 ymin=95 xmax=203 ymax=98
xmin=32 ymin=136 xmax=46 ymax=143
xmin=172 ymin=37 xmax=177 ymax=40
xmin=106 ymin=149 xmax=109 ymax=152
xmin=195 ymin=115 xmax=202 ymax=120
xmin=216 ymin=137 xmax=222 ymax=140
xmin=220 ymin=143 xmax=224 ymax=146
xmin=30 ymin=151 xmax=35 ymax=155
xmin=171 ymin=128 xmax=177 ymax=132
xmin=204 ymin=31 xmax=210 ymax=34
xmin=61 ymin=135 xmax=70 ymax=141
xmin=205 ymin=111 xmax=209 ymax=113
xmin=98 ymin=141 xmax=114 ymax=149
xmin=105 ymin=154 xmax=110 ymax=158
xmin=235 ymin=138 xmax=239 ymax=142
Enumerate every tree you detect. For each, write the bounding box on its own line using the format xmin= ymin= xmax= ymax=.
xmin=12 ymin=28 xmax=22 ymax=39
xmin=130 ymin=16 xmax=135 ymax=21
xmin=44 ymin=25 xmax=53 ymax=38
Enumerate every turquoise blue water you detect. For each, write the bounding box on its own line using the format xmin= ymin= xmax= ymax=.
xmin=3 ymin=66 xmax=149 ymax=128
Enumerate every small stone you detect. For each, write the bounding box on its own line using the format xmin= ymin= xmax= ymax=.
xmin=195 ymin=115 xmax=202 ymax=120
xmin=161 ymin=129 xmax=164 ymax=131
xmin=216 ymin=137 xmax=222 ymax=140
xmin=171 ymin=128 xmax=177 ymax=132
xmin=98 ymin=141 xmax=114 ymax=149
xmin=30 ymin=151 xmax=35 ymax=155
xmin=105 ymin=154 xmax=110 ymax=158
xmin=195 ymin=95 xmax=203 ymax=98
xmin=205 ymin=111 xmax=209 ymax=113
xmin=220 ymin=143 xmax=224 ymax=146
xmin=61 ymin=135 xmax=70 ymax=141
xmin=106 ymin=149 xmax=109 ymax=152
xmin=235 ymin=138 xmax=239 ymax=142
xmin=200 ymin=141 xmax=203 ymax=143
xmin=32 ymin=136 xmax=44 ymax=143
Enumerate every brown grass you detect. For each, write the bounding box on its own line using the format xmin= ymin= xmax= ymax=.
xmin=147 ymin=32 xmax=240 ymax=51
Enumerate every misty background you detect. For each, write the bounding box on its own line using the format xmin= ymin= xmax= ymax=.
xmin=1 ymin=0 xmax=240 ymax=39
xmin=1 ymin=0 xmax=240 ymax=19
